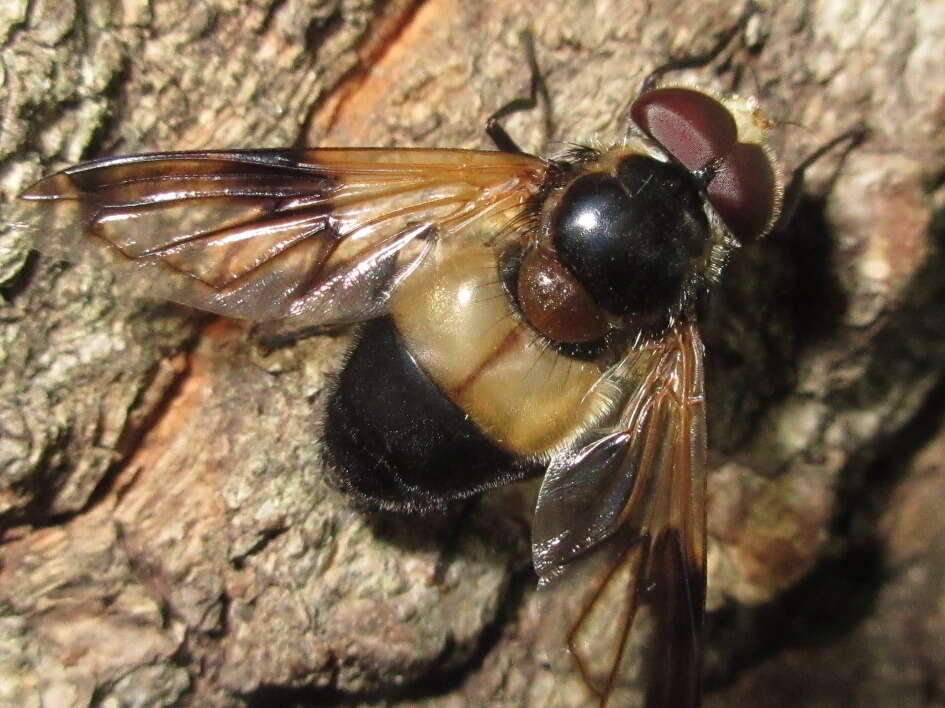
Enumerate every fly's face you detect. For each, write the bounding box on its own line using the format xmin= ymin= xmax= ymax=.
xmin=14 ymin=82 xmax=782 ymax=707
xmin=519 ymin=86 xmax=782 ymax=344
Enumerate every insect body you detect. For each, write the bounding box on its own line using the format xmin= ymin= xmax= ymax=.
xmin=15 ymin=85 xmax=781 ymax=706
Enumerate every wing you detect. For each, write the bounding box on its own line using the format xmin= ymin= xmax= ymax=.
xmin=12 ymin=148 xmax=545 ymax=328
xmin=532 ymin=321 xmax=707 ymax=708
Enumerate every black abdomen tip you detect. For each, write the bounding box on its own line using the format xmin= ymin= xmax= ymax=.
xmin=324 ymin=317 xmax=537 ymax=512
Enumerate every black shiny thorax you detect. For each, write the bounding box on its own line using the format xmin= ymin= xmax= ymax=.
xmin=547 ymin=152 xmax=711 ymax=322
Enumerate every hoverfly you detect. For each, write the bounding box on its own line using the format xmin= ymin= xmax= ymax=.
xmin=12 ymin=52 xmax=781 ymax=705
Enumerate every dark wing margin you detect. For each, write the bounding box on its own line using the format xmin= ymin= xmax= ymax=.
xmin=11 ymin=148 xmax=545 ymax=328
xmin=532 ymin=322 xmax=707 ymax=708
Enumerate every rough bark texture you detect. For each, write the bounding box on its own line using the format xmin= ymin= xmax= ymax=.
xmin=1 ymin=0 xmax=944 ymax=706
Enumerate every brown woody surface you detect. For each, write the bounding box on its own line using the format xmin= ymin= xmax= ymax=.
xmin=1 ymin=0 xmax=944 ymax=706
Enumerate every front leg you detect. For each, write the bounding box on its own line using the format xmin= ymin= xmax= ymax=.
xmin=485 ymin=30 xmax=553 ymax=154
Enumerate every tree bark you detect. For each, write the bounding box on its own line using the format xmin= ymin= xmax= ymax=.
xmin=1 ymin=0 xmax=944 ymax=706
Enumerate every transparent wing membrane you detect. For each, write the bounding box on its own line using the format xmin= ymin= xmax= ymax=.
xmin=14 ymin=148 xmax=544 ymax=326
xmin=534 ymin=323 xmax=707 ymax=708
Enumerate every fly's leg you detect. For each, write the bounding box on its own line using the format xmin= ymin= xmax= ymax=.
xmin=639 ymin=2 xmax=761 ymax=94
xmin=486 ymin=30 xmax=553 ymax=154
xmin=774 ymin=126 xmax=869 ymax=233
xmin=615 ymin=2 xmax=760 ymax=134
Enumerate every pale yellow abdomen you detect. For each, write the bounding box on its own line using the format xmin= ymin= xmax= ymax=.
xmin=391 ymin=242 xmax=614 ymax=459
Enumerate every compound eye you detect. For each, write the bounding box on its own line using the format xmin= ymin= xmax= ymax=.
xmin=630 ymin=87 xmax=738 ymax=170
xmin=708 ymin=143 xmax=779 ymax=242
xmin=632 ymin=87 xmax=779 ymax=241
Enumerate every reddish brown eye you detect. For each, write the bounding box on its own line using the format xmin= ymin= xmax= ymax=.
xmin=631 ymin=87 xmax=779 ymax=241
xmin=630 ymin=87 xmax=738 ymax=171
xmin=707 ymin=143 xmax=778 ymax=242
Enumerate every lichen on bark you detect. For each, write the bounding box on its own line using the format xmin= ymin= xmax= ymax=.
xmin=2 ymin=0 xmax=945 ymax=706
